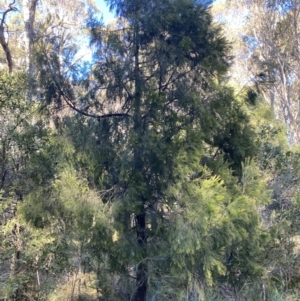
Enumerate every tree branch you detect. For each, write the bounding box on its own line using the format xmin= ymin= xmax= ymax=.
xmin=61 ymin=90 xmax=131 ymax=119
xmin=0 ymin=0 xmax=16 ymax=72
xmin=41 ymin=42 xmax=131 ymax=120
xmin=0 ymin=0 xmax=16 ymax=27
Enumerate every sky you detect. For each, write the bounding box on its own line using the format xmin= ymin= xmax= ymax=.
xmin=96 ymin=0 xmax=115 ymax=24
xmin=94 ymin=0 xmax=224 ymax=24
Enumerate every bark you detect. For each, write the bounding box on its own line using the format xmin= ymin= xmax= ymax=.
xmin=1 ymin=140 xmax=7 ymax=190
xmin=270 ymin=86 xmax=275 ymax=109
xmin=23 ymin=0 xmax=38 ymax=73
xmin=135 ymin=211 xmax=147 ymax=301
xmin=0 ymin=28 xmax=13 ymax=73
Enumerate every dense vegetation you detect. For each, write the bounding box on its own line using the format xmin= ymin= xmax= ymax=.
xmin=0 ymin=0 xmax=300 ymax=300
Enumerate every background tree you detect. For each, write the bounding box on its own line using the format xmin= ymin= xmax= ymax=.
xmin=221 ymin=0 xmax=300 ymax=144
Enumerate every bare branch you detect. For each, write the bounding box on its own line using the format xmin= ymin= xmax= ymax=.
xmin=1 ymin=0 xmax=16 ymax=27
xmin=0 ymin=0 xmax=16 ymax=72
xmin=63 ymin=93 xmax=131 ymax=119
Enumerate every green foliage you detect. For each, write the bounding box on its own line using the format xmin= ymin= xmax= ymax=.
xmin=168 ymin=157 xmax=270 ymax=289
xmin=199 ymin=86 xmax=259 ymax=175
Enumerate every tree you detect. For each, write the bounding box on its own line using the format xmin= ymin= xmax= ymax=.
xmin=86 ymin=2 xmax=231 ymax=300
xmin=223 ymin=0 xmax=300 ymax=144
xmin=31 ymin=0 xmax=270 ymax=300
xmin=23 ymin=0 xmax=38 ymax=74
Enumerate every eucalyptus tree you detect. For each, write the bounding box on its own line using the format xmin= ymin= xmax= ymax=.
xmin=0 ymin=0 xmax=96 ymax=83
xmin=224 ymin=0 xmax=300 ymax=144
xmin=23 ymin=0 xmax=38 ymax=73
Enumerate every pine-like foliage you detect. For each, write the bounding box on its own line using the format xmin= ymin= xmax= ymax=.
xmin=63 ymin=1 xmax=270 ymax=300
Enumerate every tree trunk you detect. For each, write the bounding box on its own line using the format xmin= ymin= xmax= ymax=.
xmin=135 ymin=211 xmax=147 ymax=301
xmin=132 ymin=12 xmax=148 ymax=301
xmin=23 ymin=0 xmax=38 ymax=74
xmin=0 ymin=27 xmax=13 ymax=73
